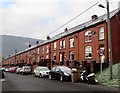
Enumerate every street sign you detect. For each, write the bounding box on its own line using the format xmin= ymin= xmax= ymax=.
xmin=98 ymin=49 xmax=104 ymax=56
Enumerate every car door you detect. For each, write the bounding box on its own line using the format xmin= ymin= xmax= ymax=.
xmin=55 ymin=67 xmax=60 ymax=79
xmin=34 ymin=68 xmax=38 ymax=76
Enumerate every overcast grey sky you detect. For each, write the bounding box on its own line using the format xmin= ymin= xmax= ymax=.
xmin=0 ymin=0 xmax=119 ymax=40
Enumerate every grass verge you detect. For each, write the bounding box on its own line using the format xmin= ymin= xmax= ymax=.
xmin=96 ymin=62 xmax=120 ymax=88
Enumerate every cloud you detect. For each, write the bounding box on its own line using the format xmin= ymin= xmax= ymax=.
xmin=0 ymin=0 xmax=119 ymax=39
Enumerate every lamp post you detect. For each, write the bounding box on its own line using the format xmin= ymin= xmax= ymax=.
xmin=14 ymin=49 xmax=17 ymax=67
xmin=99 ymin=0 xmax=113 ymax=80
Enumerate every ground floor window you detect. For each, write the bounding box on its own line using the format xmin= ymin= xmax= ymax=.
xmin=69 ymin=51 xmax=74 ymax=60
xmin=85 ymin=46 xmax=92 ymax=58
xmin=53 ymin=53 xmax=56 ymax=61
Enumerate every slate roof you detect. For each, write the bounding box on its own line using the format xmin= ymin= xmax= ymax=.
xmin=4 ymin=8 xmax=120 ymax=59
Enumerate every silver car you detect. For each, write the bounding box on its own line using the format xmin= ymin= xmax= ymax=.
xmin=34 ymin=67 xmax=50 ymax=78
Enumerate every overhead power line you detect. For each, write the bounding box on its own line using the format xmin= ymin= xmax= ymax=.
xmin=41 ymin=0 xmax=103 ymax=40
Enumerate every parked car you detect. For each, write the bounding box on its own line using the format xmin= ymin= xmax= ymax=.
xmin=8 ymin=68 xmax=14 ymax=73
xmin=49 ymin=66 xmax=72 ymax=82
xmin=11 ymin=67 xmax=17 ymax=73
xmin=1 ymin=68 xmax=5 ymax=72
xmin=19 ymin=66 xmax=31 ymax=74
xmin=5 ymin=68 xmax=9 ymax=72
xmin=34 ymin=66 xmax=50 ymax=78
xmin=15 ymin=68 xmax=22 ymax=74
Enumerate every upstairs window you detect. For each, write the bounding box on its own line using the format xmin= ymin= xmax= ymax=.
xmin=63 ymin=40 xmax=65 ymax=49
xmin=60 ymin=41 xmax=62 ymax=49
xmin=46 ymin=46 xmax=49 ymax=53
xmin=99 ymin=27 xmax=104 ymax=40
xmin=59 ymin=40 xmax=66 ymax=49
xmin=37 ymin=48 xmax=40 ymax=54
xmin=85 ymin=46 xmax=92 ymax=58
xmin=69 ymin=38 xmax=74 ymax=48
xmin=53 ymin=42 xmax=57 ymax=50
xmin=85 ymin=31 xmax=92 ymax=42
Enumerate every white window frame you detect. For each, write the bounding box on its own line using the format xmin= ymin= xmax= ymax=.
xmin=85 ymin=31 xmax=92 ymax=42
xmin=69 ymin=51 xmax=74 ymax=60
xmin=53 ymin=42 xmax=57 ymax=50
xmin=53 ymin=53 xmax=56 ymax=61
xmin=46 ymin=55 xmax=49 ymax=59
xmin=63 ymin=40 xmax=65 ymax=49
xmin=59 ymin=53 xmax=62 ymax=62
xmin=85 ymin=46 xmax=92 ymax=59
xmin=59 ymin=41 xmax=62 ymax=49
xmin=46 ymin=46 xmax=49 ymax=53
xmin=69 ymin=38 xmax=74 ymax=48
xmin=99 ymin=27 xmax=104 ymax=40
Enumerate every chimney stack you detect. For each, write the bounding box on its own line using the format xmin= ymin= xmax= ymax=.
xmin=36 ymin=41 xmax=39 ymax=44
xmin=91 ymin=15 xmax=98 ymax=20
xmin=47 ymin=36 xmax=50 ymax=40
xmin=64 ymin=28 xmax=68 ymax=32
xmin=28 ymin=44 xmax=31 ymax=48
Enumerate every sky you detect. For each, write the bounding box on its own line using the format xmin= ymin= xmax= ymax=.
xmin=0 ymin=0 xmax=119 ymax=40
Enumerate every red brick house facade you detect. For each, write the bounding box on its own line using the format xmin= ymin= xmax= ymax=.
xmin=1 ymin=8 xmax=120 ymax=72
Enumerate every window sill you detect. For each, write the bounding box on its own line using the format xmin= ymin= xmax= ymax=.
xmin=85 ymin=41 xmax=92 ymax=43
xmin=85 ymin=57 xmax=92 ymax=59
xmin=69 ymin=47 xmax=74 ymax=48
xmin=98 ymin=39 xmax=105 ymax=41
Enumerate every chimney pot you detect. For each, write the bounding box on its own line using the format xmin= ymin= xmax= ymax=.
xmin=28 ymin=44 xmax=31 ymax=48
xmin=64 ymin=28 xmax=68 ymax=32
xmin=91 ymin=15 xmax=98 ymax=20
xmin=36 ymin=41 xmax=39 ymax=44
xmin=47 ymin=36 xmax=50 ymax=40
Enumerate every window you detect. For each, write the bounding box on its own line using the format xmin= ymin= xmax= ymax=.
xmin=85 ymin=46 xmax=92 ymax=58
xmin=53 ymin=42 xmax=57 ymax=50
xmin=59 ymin=53 xmax=62 ymax=62
xmin=53 ymin=53 xmax=56 ymax=61
xmin=46 ymin=55 xmax=49 ymax=59
xmin=37 ymin=48 xmax=40 ymax=54
xmin=69 ymin=51 xmax=74 ymax=60
xmin=63 ymin=40 xmax=65 ymax=49
xmin=69 ymin=38 xmax=74 ymax=48
xmin=59 ymin=40 xmax=66 ymax=49
xmin=99 ymin=27 xmax=104 ymax=40
xmin=85 ymin=31 xmax=92 ymax=42
xmin=46 ymin=46 xmax=49 ymax=53
xmin=60 ymin=41 xmax=62 ymax=49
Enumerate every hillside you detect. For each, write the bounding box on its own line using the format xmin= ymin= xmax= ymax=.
xmin=96 ymin=62 xmax=120 ymax=88
xmin=0 ymin=35 xmax=44 ymax=59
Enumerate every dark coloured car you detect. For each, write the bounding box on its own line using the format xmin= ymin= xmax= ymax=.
xmin=0 ymin=69 xmax=5 ymax=78
xmin=49 ymin=66 xmax=72 ymax=82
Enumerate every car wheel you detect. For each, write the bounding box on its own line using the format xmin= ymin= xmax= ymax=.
xmin=49 ymin=75 xmax=52 ymax=80
xmin=34 ymin=73 xmax=36 ymax=77
xmin=39 ymin=73 xmax=42 ymax=78
xmin=60 ymin=76 xmax=64 ymax=82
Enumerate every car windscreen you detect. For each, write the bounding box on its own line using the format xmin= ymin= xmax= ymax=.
xmin=24 ymin=68 xmax=31 ymax=69
xmin=40 ymin=68 xmax=49 ymax=71
xmin=59 ymin=67 xmax=71 ymax=71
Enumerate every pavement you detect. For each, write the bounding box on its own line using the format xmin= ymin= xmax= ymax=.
xmin=1 ymin=72 xmax=119 ymax=93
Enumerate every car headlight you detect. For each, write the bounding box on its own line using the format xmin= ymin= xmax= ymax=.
xmin=64 ymin=72 xmax=69 ymax=76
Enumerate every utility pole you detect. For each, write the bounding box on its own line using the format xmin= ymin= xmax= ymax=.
xmin=15 ymin=49 xmax=17 ymax=67
xmin=98 ymin=0 xmax=113 ymax=80
xmin=106 ymin=0 xmax=113 ymax=80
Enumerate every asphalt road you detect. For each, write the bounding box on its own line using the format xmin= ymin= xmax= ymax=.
xmin=1 ymin=72 xmax=119 ymax=92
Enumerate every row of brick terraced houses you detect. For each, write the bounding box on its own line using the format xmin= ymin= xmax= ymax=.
xmin=1 ymin=8 xmax=120 ymax=73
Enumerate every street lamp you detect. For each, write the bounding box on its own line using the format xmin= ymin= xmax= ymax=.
xmin=98 ymin=0 xmax=113 ymax=80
